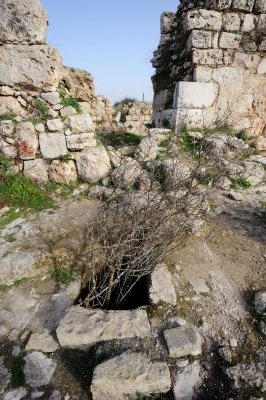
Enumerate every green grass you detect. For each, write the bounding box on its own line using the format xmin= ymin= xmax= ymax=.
xmin=230 ymin=177 xmax=251 ymax=190
xmin=4 ymin=233 xmax=16 ymax=242
xmin=259 ymin=201 xmax=266 ymax=208
xmin=0 ymin=208 xmax=24 ymax=230
xmin=0 ymin=174 xmax=54 ymax=211
xmin=102 ymin=131 xmax=143 ymax=147
xmin=59 ymin=91 xmax=81 ymax=113
xmin=210 ymin=203 xmax=218 ymax=209
xmin=0 ymin=114 xmax=15 ymax=121
xmin=58 ymin=153 xmax=72 ymax=163
xmin=33 ymin=99 xmax=51 ymax=122
xmin=51 ymin=267 xmax=74 ymax=285
xmin=11 ymin=354 xmax=25 ymax=387
xmin=0 ymin=154 xmax=12 ymax=173
xmin=0 ymin=284 xmax=9 ymax=292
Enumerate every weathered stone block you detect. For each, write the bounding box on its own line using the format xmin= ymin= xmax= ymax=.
xmin=62 ymin=67 xmax=95 ymax=102
xmin=23 ymin=159 xmax=49 ymax=184
xmin=24 ymin=352 xmax=56 ymax=388
xmin=0 ymin=96 xmax=23 ymax=115
xmin=219 ymin=32 xmax=242 ymax=49
xmin=17 ymin=122 xmax=38 ymax=160
xmin=60 ymin=106 xmax=77 ymax=118
xmin=164 ymin=326 xmax=202 ymax=358
xmin=56 ymin=306 xmax=151 ymax=349
xmin=173 ymin=108 xmax=208 ymax=130
xmin=257 ymin=14 xmax=266 ymax=33
xmin=39 ymin=133 xmax=67 ymax=159
xmin=0 ymin=120 xmax=15 ymax=137
xmin=259 ymin=38 xmax=266 ymax=51
xmin=184 ymin=9 xmax=222 ymax=31
xmin=160 ymin=11 xmax=176 ymax=34
xmin=25 ymin=329 xmax=60 ymax=353
xmin=65 ymin=113 xmax=95 ymax=134
xmin=254 ymin=0 xmax=266 ymax=12
xmin=257 ymin=58 xmax=266 ymax=74
xmin=41 ymin=92 xmax=60 ymax=105
xmin=206 ymin=0 xmax=232 ymax=9
xmin=188 ymin=30 xmax=212 ymax=49
xmin=49 ymin=160 xmax=77 ymax=184
xmin=192 ymin=49 xmax=228 ymax=65
xmin=233 ymin=52 xmax=261 ymax=69
xmin=0 ymin=45 xmax=63 ymax=91
xmin=173 ymin=82 xmax=217 ymax=109
xmin=76 ymin=146 xmax=110 ymax=182
xmin=0 ymin=0 xmax=48 ymax=44
xmin=66 ymin=132 xmax=96 ymax=151
xmin=47 ymin=119 xmax=64 ymax=132
xmin=149 ymin=263 xmax=176 ymax=305
xmin=223 ymin=13 xmax=241 ymax=31
xmin=232 ymin=0 xmax=255 ymax=11
xmin=193 ymin=66 xmax=214 ymax=82
xmin=91 ymin=351 xmax=171 ymax=400
xmin=241 ymin=14 xmax=257 ymax=32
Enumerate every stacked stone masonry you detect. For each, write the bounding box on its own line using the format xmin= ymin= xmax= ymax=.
xmin=151 ymin=0 xmax=266 ymax=150
xmin=0 ymin=0 xmax=152 ymax=183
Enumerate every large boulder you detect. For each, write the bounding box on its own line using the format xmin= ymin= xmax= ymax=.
xmin=76 ymin=146 xmax=110 ymax=182
xmin=0 ymin=45 xmax=63 ymax=91
xmin=112 ymin=157 xmax=142 ymax=189
xmin=0 ymin=0 xmax=48 ymax=44
xmin=56 ymin=306 xmax=151 ymax=349
xmin=62 ymin=66 xmax=95 ymax=102
xmin=90 ymin=351 xmax=171 ymax=400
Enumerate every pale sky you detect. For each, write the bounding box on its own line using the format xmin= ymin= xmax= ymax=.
xmin=41 ymin=0 xmax=178 ymax=104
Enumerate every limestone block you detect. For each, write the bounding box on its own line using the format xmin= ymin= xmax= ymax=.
xmin=254 ymin=0 xmax=266 ymax=12
xmin=223 ymin=13 xmax=241 ymax=31
xmin=76 ymin=146 xmax=110 ymax=182
xmin=240 ymin=34 xmax=258 ymax=51
xmin=173 ymin=109 xmax=208 ymax=130
xmin=0 ymin=120 xmax=15 ymax=137
xmin=65 ymin=113 xmax=95 ymax=134
xmin=112 ymin=157 xmax=142 ymax=188
xmin=232 ymin=0 xmax=255 ymax=11
xmin=257 ymin=59 xmax=266 ymax=74
xmin=0 ymin=45 xmax=63 ymax=91
xmin=49 ymin=160 xmax=77 ymax=185
xmin=160 ymin=11 xmax=176 ymax=34
xmin=24 ymin=352 xmax=56 ymax=387
xmin=193 ymin=66 xmax=214 ymax=82
xmin=241 ymin=14 xmax=257 ymax=32
xmin=149 ymin=263 xmax=176 ymax=305
xmin=91 ymin=351 xmax=171 ymax=400
xmin=56 ymin=306 xmax=151 ymax=349
xmin=164 ymin=326 xmax=202 ymax=358
xmin=0 ymin=139 xmax=17 ymax=158
xmin=192 ymin=49 xmax=228 ymax=65
xmin=233 ymin=52 xmax=261 ymax=69
xmin=26 ymin=329 xmax=60 ymax=353
xmin=47 ymin=119 xmax=64 ymax=132
xmin=62 ymin=67 xmax=95 ymax=102
xmin=0 ymin=0 xmax=48 ymax=44
xmin=60 ymin=106 xmax=77 ymax=118
xmin=41 ymin=92 xmax=60 ymax=105
xmin=259 ymin=38 xmax=266 ymax=51
xmin=257 ymin=14 xmax=266 ymax=33
xmin=173 ymin=362 xmax=203 ymax=400
xmin=205 ymin=0 xmax=232 ymax=9
xmin=173 ymin=82 xmax=217 ymax=109
xmin=35 ymin=123 xmax=45 ymax=133
xmin=17 ymin=122 xmax=38 ymax=160
xmin=23 ymin=159 xmax=49 ymax=184
xmin=187 ymin=30 xmax=212 ymax=49
xmin=66 ymin=132 xmax=96 ymax=151
xmin=0 ymin=96 xmax=23 ymax=115
xmin=219 ymin=32 xmax=242 ymax=49
xmin=184 ymin=9 xmax=223 ymax=31
xmin=39 ymin=133 xmax=67 ymax=159
xmin=0 ymin=86 xmax=14 ymax=96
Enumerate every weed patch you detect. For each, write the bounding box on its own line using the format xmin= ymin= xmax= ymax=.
xmin=51 ymin=267 xmax=74 ymax=285
xmin=59 ymin=91 xmax=81 ymax=113
xmin=230 ymin=177 xmax=251 ymax=190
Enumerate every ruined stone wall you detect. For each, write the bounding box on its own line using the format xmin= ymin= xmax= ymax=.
xmin=151 ymin=0 xmax=266 ymax=150
xmin=114 ymin=102 xmax=153 ymax=134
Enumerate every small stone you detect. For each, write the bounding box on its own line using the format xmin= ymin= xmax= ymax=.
xmin=255 ymin=291 xmax=266 ymax=313
xmin=0 ymin=86 xmax=14 ymax=96
xmin=49 ymin=391 xmax=61 ymax=400
xmin=189 ymin=278 xmax=209 ymax=294
xmin=228 ymin=191 xmax=244 ymax=201
xmin=218 ymin=346 xmax=232 ymax=363
xmin=173 ymin=361 xmax=203 ymax=400
xmin=41 ymin=92 xmax=61 ymax=105
xmin=164 ymin=326 xmax=202 ymax=358
xmin=3 ymin=387 xmax=28 ymax=400
xmin=66 ymin=132 xmax=96 ymax=151
xmin=17 ymin=96 xmax=27 ymax=107
xmin=49 ymin=160 xmax=77 ymax=185
xmin=31 ymin=391 xmax=44 ymax=399
xmin=17 ymin=122 xmax=38 ymax=160
xmin=259 ymin=321 xmax=266 ymax=336
xmin=47 ymin=119 xmax=64 ymax=132
xmin=0 ymin=120 xmax=15 ymax=137
xmin=229 ymin=338 xmax=238 ymax=348
xmin=26 ymin=329 xmax=60 ymax=353
xmin=34 ymin=123 xmax=45 ymax=133
xmin=219 ymin=32 xmax=241 ymax=49
xmin=24 ymin=352 xmax=57 ymax=387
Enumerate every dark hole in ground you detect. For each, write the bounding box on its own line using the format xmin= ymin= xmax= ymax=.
xmin=77 ymin=274 xmax=150 ymax=310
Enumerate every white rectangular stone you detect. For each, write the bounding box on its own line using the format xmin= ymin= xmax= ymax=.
xmin=192 ymin=49 xmax=228 ymax=65
xmin=172 ymin=109 xmax=208 ymax=130
xmin=219 ymin=32 xmax=242 ymax=49
xmin=39 ymin=132 xmax=67 ymax=159
xmin=184 ymin=9 xmax=222 ymax=31
xmin=232 ymin=0 xmax=255 ymax=10
xmin=241 ymin=14 xmax=257 ymax=32
xmin=173 ymin=82 xmax=217 ymax=109
xmin=187 ymin=30 xmax=212 ymax=49
xmin=193 ymin=66 xmax=214 ymax=82
xmin=66 ymin=133 xmax=96 ymax=150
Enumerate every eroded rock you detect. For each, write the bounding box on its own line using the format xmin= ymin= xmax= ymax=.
xmin=164 ymin=326 xmax=202 ymax=358
xmin=23 ymin=352 xmax=57 ymax=387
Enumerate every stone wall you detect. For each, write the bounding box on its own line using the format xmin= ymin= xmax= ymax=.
xmin=151 ymin=0 xmax=266 ymax=150
xmin=114 ymin=101 xmax=153 ymax=134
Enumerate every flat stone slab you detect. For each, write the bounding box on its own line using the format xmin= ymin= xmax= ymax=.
xmin=26 ymin=329 xmax=60 ymax=353
xmin=23 ymin=352 xmax=56 ymax=387
xmin=150 ymin=263 xmax=177 ymax=305
xmin=91 ymin=351 xmax=171 ymax=400
xmin=56 ymin=306 xmax=151 ymax=350
xmin=164 ymin=326 xmax=202 ymax=358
